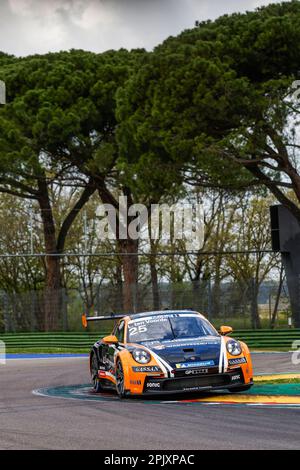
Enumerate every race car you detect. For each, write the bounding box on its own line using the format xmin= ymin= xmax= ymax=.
xmin=82 ymin=310 xmax=253 ymax=398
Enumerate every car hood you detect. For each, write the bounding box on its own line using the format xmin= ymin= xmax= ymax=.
xmin=141 ymin=335 xmax=221 ymax=369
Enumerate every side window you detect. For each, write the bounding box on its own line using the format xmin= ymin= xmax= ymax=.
xmin=116 ymin=321 xmax=125 ymax=343
xmin=112 ymin=323 xmax=118 ymax=337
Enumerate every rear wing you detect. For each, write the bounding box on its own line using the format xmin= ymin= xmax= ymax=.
xmin=81 ymin=313 xmax=124 ymax=328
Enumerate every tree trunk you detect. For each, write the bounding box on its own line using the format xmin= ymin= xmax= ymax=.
xmin=37 ymin=179 xmax=61 ymax=330
xmin=36 ymin=178 xmax=96 ymax=330
xmin=270 ymin=264 xmax=284 ymax=329
xmin=149 ymin=238 xmax=160 ymax=310
xmin=192 ymin=257 xmax=203 ymax=312
xmin=115 ymin=262 xmax=124 ymax=313
xmin=96 ymin=185 xmax=140 ymax=314
xmin=212 ymin=261 xmax=221 ymax=318
xmin=118 ymin=238 xmax=139 ymax=313
xmin=250 ymin=278 xmax=261 ymax=329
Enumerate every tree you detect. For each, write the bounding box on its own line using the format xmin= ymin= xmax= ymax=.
xmin=0 ymin=53 xmax=98 ymax=328
xmin=0 ymin=194 xmax=45 ymax=331
xmin=117 ymin=1 xmax=300 ymax=324
xmin=118 ymin=1 xmax=300 ymax=214
xmin=3 ymin=48 xmax=187 ymax=313
xmin=0 ymin=52 xmax=14 ymax=67
xmin=225 ymin=197 xmax=280 ymax=328
xmin=187 ymin=0 xmax=300 ymax=222
xmin=24 ymin=48 xmax=146 ymax=313
xmin=62 ymin=193 xmax=124 ymax=314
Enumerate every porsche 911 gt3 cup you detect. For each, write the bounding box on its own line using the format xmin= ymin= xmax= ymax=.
xmin=82 ymin=310 xmax=253 ymax=398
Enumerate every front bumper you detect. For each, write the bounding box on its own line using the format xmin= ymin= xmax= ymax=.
xmin=140 ymin=368 xmax=252 ymax=395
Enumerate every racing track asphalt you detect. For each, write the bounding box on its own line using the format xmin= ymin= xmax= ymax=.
xmin=0 ymin=353 xmax=300 ymax=450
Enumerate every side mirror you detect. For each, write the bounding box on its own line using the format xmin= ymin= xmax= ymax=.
xmin=102 ymin=335 xmax=119 ymax=345
xmin=219 ymin=325 xmax=233 ymax=336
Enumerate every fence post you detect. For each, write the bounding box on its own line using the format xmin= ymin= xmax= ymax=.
xmin=207 ymin=277 xmax=212 ymax=321
xmin=62 ymin=289 xmax=68 ymax=331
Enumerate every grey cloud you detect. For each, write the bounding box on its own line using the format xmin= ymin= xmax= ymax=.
xmin=0 ymin=0 xmax=290 ymax=56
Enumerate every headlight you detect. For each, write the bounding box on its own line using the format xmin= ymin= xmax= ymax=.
xmin=226 ymin=340 xmax=242 ymax=356
xmin=132 ymin=349 xmax=151 ymax=364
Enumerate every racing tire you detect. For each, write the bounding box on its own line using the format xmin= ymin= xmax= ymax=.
xmin=228 ymin=385 xmax=252 ymax=393
xmin=90 ymin=352 xmax=103 ymax=393
xmin=116 ymin=359 xmax=126 ymax=398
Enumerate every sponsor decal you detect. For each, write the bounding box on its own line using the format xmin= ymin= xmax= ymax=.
xmin=132 ymin=365 xmax=162 ymax=373
xmin=142 ymin=339 xmax=219 ymax=348
xmin=159 ymin=340 xmax=219 ymax=348
xmin=231 ymin=374 xmax=241 ymax=382
xmin=98 ymin=370 xmax=106 ymax=378
xmin=130 ymin=380 xmax=142 ymax=385
xmin=129 ymin=315 xmax=174 ymax=328
xmin=175 ymin=360 xmax=215 ymax=369
xmin=185 ymin=368 xmax=208 ymax=375
xmin=146 ymin=382 xmax=161 ymax=389
xmin=128 ymin=314 xmax=185 ymax=326
xmin=228 ymin=357 xmax=247 ymax=365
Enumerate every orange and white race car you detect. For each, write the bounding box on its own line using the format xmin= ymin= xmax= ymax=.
xmin=82 ymin=310 xmax=253 ymax=398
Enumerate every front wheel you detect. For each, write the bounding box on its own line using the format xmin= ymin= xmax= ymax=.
xmin=115 ymin=359 xmax=126 ymax=398
xmin=91 ymin=352 xmax=103 ymax=393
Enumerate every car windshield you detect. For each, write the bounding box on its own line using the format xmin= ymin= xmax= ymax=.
xmin=127 ymin=313 xmax=217 ymax=343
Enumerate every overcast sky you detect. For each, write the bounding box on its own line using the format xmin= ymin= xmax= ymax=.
xmin=0 ymin=0 xmax=291 ymax=57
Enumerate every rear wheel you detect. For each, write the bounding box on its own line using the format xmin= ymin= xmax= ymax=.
xmin=228 ymin=384 xmax=252 ymax=393
xmin=90 ymin=352 xmax=103 ymax=393
xmin=116 ymin=359 xmax=126 ymax=398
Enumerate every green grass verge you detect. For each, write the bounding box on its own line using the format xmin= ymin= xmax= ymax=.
xmin=251 ymin=348 xmax=292 ymax=352
xmin=256 ymin=378 xmax=300 ymax=385
xmin=7 ymin=348 xmax=89 ymax=354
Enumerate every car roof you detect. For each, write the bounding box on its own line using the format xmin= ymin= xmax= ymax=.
xmin=128 ymin=310 xmax=203 ymax=320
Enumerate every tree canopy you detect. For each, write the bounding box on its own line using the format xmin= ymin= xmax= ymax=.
xmin=0 ymin=48 xmax=152 ymax=316
xmin=118 ymin=0 xmax=300 ymax=220
xmin=1 ymin=1 xmax=300 ymax=328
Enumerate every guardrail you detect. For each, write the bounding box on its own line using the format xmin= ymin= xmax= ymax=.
xmin=0 ymin=332 xmax=111 ymax=351
xmin=233 ymin=329 xmax=300 ymax=348
xmin=0 ymin=329 xmax=299 ymax=350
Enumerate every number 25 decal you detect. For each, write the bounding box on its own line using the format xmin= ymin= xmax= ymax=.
xmin=129 ymin=325 xmax=147 ymax=336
